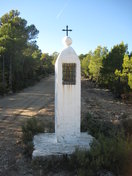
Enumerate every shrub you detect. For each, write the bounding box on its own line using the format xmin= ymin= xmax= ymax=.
xmin=121 ymin=118 xmax=132 ymax=136
xmin=68 ymin=133 xmax=132 ymax=176
xmin=22 ymin=117 xmax=44 ymax=156
xmin=22 ymin=117 xmax=44 ymax=143
xmin=81 ymin=112 xmax=93 ymax=132
xmin=80 ymin=112 xmax=132 ymax=175
xmin=82 ymin=112 xmax=119 ymax=139
xmin=0 ymin=83 xmax=7 ymax=95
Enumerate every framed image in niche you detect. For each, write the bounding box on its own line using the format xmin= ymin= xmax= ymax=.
xmin=62 ymin=63 xmax=76 ymax=85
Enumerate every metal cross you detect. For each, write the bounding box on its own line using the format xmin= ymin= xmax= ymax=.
xmin=62 ymin=25 xmax=72 ymax=36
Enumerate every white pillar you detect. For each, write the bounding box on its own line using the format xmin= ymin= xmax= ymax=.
xmin=55 ymin=36 xmax=81 ymax=142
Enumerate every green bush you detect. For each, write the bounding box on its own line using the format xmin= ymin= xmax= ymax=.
xmin=0 ymin=83 xmax=7 ymax=95
xmin=82 ymin=112 xmax=132 ymax=139
xmin=22 ymin=117 xmax=44 ymax=156
xmin=68 ymin=133 xmax=132 ymax=176
xmin=82 ymin=112 xmax=119 ymax=139
xmin=80 ymin=113 xmax=132 ymax=175
xmin=121 ymin=118 xmax=132 ymax=136
xmin=22 ymin=117 xmax=44 ymax=144
xmin=81 ymin=112 xmax=93 ymax=132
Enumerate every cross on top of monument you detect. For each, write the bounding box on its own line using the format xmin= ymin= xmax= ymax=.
xmin=62 ymin=25 xmax=72 ymax=36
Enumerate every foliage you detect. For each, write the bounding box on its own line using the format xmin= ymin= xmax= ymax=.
xmin=0 ymin=10 xmax=54 ymax=95
xmin=89 ymin=46 xmax=108 ymax=82
xmin=52 ymin=51 xmax=59 ymax=65
xmin=31 ymin=113 xmax=132 ymax=176
xmin=128 ymin=73 xmax=132 ymax=89
xmin=70 ymin=112 xmax=132 ymax=176
xmin=81 ymin=46 xmax=108 ymax=81
xmin=69 ymin=133 xmax=132 ymax=176
xmin=113 ymin=55 xmax=132 ymax=97
xmin=102 ymin=42 xmax=127 ymax=74
xmin=0 ymin=82 xmax=7 ymax=94
xmin=81 ymin=42 xmax=132 ymax=98
xmin=121 ymin=118 xmax=132 ymax=136
xmin=79 ymin=54 xmax=87 ymax=61
xmin=81 ymin=52 xmax=92 ymax=77
xmin=22 ymin=117 xmax=44 ymax=156
xmin=82 ymin=112 xmax=119 ymax=138
xmin=82 ymin=112 xmax=132 ymax=138
xmin=40 ymin=53 xmax=54 ymax=75
xmin=116 ymin=55 xmax=132 ymax=89
xmin=21 ymin=117 xmax=54 ymax=157
xmin=22 ymin=117 xmax=44 ymax=143
xmin=99 ymin=42 xmax=128 ymax=90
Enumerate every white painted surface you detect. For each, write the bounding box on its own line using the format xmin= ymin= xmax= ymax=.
xmin=55 ymin=36 xmax=81 ymax=142
xmin=33 ymin=133 xmax=92 ymax=158
xmin=32 ymin=37 xmax=93 ymax=159
xmin=62 ymin=36 xmax=72 ymax=46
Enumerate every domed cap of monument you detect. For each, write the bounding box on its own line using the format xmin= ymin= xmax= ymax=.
xmin=62 ymin=36 xmax=72 ymax=47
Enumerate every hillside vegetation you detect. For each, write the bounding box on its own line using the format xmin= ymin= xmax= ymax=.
xmin=0 ymin=10 xmax=132 ymax=100
xmin=80 ymin=44 xmax=132 ymax=99
xmin=0 ymin=10 xmax=58 ymax=95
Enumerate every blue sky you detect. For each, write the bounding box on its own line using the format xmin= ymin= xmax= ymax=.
xmin=0 ymin=0 xmax=132 ymax=55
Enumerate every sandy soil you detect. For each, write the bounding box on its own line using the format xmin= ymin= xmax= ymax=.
xmin=0 ymin=75 xmax=132 ymax=176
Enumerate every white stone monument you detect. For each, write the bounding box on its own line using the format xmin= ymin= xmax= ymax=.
xmin=32 ymin=26 xmax=92 ymax=158
xmin=55 ymin=35 xmax=80 ymax=142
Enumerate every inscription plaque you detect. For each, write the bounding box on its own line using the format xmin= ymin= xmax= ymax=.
xmin=62 ymin=63 xmax=76 ymax=85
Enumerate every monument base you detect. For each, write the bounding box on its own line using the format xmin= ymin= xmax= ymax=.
xmin=32 ymin=133 xmax=93 ymax=159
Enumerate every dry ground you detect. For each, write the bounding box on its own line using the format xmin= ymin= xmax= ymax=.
xmin=0 ymin=75 xmax=132 ymax=176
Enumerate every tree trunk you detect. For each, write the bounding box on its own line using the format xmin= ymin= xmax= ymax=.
xmin=2 ymin=55 xmax=5 ymax=85
xmin=9 ymin=56 xmax=12 ymax=92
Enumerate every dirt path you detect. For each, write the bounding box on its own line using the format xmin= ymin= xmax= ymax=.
xmin=0 ymin=75 xmax=132 ymax=176
xmin=0 ymin=76 xmax=54 ymax=176
xmin=81 ymin=79 xmax=132 ymax=121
